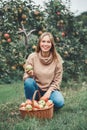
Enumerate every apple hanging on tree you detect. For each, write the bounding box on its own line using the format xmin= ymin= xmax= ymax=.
xmin=4 ymin=33 xmax=10 ymax=39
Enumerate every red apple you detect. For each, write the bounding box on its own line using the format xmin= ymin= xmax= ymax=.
xmin=25 ymin=99 xmax=32 ymax=105
xmin=46 ymin=100 xmax=53 ymax=106
xmin=40 ymin=96 xmax=48 ymax=102
xmin=61 ymin=32 xmax=66 ymax=37
xmin=20 ymin=102 xmax=26 ymax=107
xmin=7 ymin=38 xmax=11 ymax=43
xmin=33 ymin=100 xmax=40 ymax=109
xmin=4 ymin=33 xmax=10 ymax=39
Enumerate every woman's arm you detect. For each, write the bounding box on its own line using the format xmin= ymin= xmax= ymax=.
xmin=23 ymin=53 xmax=34 ymax=80
xmin=50 ymin=61 xmax=63 ymax=91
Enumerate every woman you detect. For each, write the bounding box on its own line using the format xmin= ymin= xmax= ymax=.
xmin=23 ymin=32 xmax=64 ymax=109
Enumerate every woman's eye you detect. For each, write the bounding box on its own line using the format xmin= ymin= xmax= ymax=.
xmin=42 ymin=40 xmax=51 ymax=43
xmin=47 ymin=41 xmax=51 ymax=43
xmin=42 ymin=40 xmax=45 ymax=42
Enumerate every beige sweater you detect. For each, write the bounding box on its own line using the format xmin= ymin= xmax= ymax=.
xmin=23 ymin=52 xmax=63 ymax=91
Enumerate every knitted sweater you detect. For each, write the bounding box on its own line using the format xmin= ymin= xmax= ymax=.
xmin=23 ymin=52 xmax=63 ymax=91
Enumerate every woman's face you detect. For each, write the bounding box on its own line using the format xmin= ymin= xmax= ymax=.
xmin=39 ymin=35 xmax=52 ymax=53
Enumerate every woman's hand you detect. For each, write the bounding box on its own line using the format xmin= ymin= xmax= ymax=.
xmin=26 ymin=70 xmax=34 ymax=77
xmin=42 ymin=87 xmax=54 ymax=99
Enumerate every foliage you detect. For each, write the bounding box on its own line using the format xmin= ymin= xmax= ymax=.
xmin=0 ymin=0 xmax=45 ymax=83
xmin=44 ymin=0 xmax=87 ymax=81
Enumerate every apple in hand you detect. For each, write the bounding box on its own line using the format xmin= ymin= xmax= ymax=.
xmin=25 ymin=65 xmax=33 ymax=72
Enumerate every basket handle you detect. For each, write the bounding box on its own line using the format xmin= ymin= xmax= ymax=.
xmin=32 ymin=90 xmax=41 ymax=100
xmin=32 ymin=90 xmax=41 ymax=108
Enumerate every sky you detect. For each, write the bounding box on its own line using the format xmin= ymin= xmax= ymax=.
xmin=33 ymin=0 xmax=87 ymax=15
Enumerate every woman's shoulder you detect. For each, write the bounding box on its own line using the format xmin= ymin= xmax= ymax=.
xmin=28 ymin=52 xmax=38 ymax=58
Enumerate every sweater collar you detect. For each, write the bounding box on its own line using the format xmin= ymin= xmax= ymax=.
xmin=38 ymin=51 xmax=53 ymax=65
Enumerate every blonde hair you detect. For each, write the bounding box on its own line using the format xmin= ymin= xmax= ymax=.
xmin=36 ymin=32 xmax=58 ymax=60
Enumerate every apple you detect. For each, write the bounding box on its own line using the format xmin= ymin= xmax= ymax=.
xmin=25 ymin=99 xmax=32 ymax=105
xmin=33 ymin=108 xmax=38 ymax=111
xmin=25 ymin=104 xmax=32 ymax=111
xmin=4 ymin=33 xmax=10 ymax=39
xmin=11 ymin=66 xmax=16 ymax=70
xmin=20 ymin=102 xmax=26 ymax=107
xmin=20 ymin=106 xmax=26 ymax=110
xmin=46 ymin=100 xmax=53 ymax=106
xmin=25 ymin=65 xmax=33 ymax=72
xmin=38 ymin=100 xmax=46 ymax=107
xmin=33 ymin=100 xmax=40 ymax=109
xmin=32 ymin=45 xmax=37 ymax=50
xmin=34 ymin=10 xmax=40 ymax=15
xmin=64 ymin=51 xmax=69 ymax=57
xmin=40 ymin=96 xmax=48 ymax=102
xmin=39 ymin=104 xmax=44 ymax=109
xmin=38 ymin=31 xmax=43 ymax=35
xmin=7 ymin=38 xmax=11 ymax=43
xmin=57 ymin=11 xmax=61 ymax=15
xmin=44 ymin=105 xmax=49 ymax=109
xmin=22 ymin=14 xmax=27 ymax=19
xmin=1 ymin=39 xmax=6 ymax=43
xmin=61 ymin=32 xmax=66 ymax=37
xmin=85 ymin=60 xmax=87 ymax=64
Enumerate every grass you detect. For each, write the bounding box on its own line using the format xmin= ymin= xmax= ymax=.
xmin=0 ymin=80 xmax=87 ymax=130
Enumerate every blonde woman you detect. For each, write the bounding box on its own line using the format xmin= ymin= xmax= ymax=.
xmin=23 ymin=32 xmax=64 ymax=109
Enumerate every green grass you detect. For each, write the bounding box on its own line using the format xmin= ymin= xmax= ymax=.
xmin=0 ymin=81 xmax=25 ymax=104
xmin=0 ymin=81 xmax=87 ymax=130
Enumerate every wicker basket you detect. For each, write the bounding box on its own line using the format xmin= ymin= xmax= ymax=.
xmin=19 ymin=90 xmax=54 ymax=119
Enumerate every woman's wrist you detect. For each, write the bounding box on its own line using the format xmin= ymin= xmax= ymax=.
xmin=23 ymin=73 xmax=29 ymax=80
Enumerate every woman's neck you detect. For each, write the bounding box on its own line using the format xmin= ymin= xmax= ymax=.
xmin=41 ymin=51 xmax=50 ymax=57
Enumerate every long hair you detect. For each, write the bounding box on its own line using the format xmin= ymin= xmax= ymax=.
xmin=36 ymin=32 xmax=58 ymax=60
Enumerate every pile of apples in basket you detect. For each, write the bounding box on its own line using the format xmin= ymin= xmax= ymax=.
xmin=19 ymin=97 xmax=53 ymax=111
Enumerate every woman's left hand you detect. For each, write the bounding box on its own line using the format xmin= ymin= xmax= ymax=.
xmin=42 ymin=87 xmax=54 ymax=99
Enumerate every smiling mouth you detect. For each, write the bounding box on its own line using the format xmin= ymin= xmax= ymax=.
xmin=43 ymin=46 xmax=50 ymax=49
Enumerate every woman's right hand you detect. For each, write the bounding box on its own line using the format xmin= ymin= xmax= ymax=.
xmin=26 ymin=70 xmax=34 ymax=77
xmin=23 ymin=70 xmax=34 ymax=80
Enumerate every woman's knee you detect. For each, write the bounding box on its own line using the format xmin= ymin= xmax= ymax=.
xmin=50 ymin=91 xmax=64 ymax=108
xmin=55 ymin=96 xmax=64 ymax=108
xmin=24 ymin=78 xmax=35 ymax=90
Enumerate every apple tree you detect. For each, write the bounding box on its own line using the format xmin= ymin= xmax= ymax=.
xmin=44 ymin=0 xmax=87 ymax=81
xmin=0 ymin=0 xmax=45 ymax=83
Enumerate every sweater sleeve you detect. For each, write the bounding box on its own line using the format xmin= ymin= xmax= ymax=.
xmin=25 ymin=53 xmax=34 ymax=66
xmin=50 ymin=56 xmax=63 ymax=90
